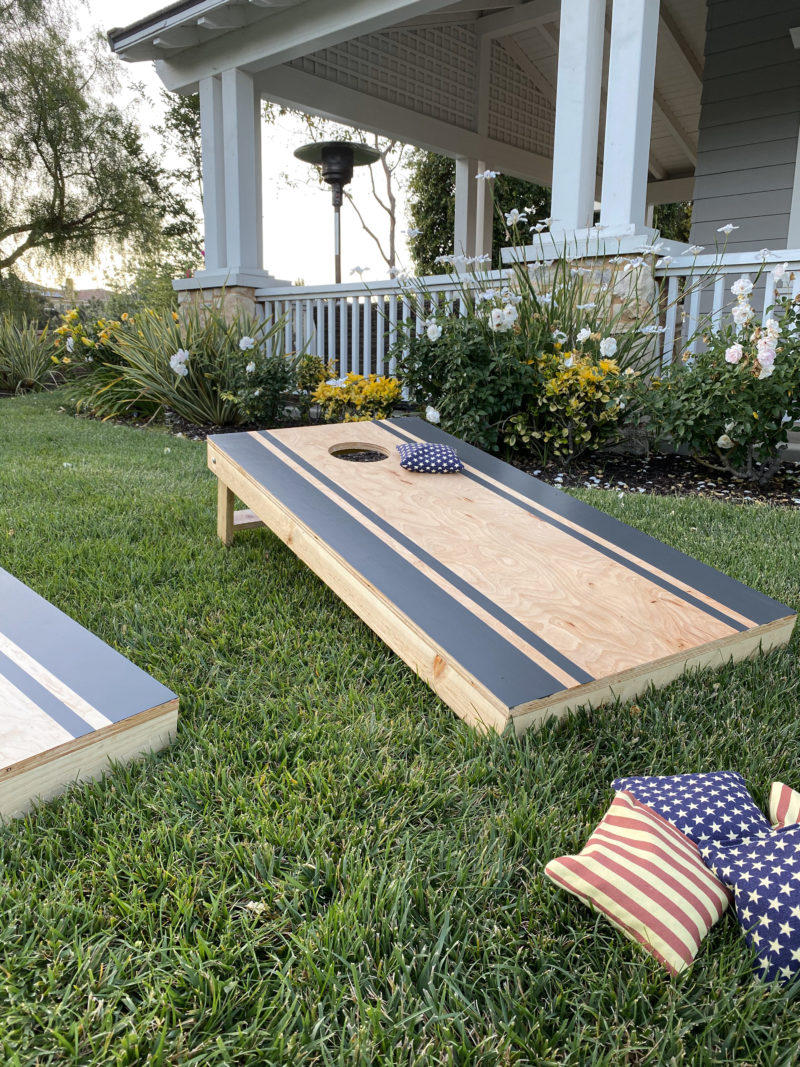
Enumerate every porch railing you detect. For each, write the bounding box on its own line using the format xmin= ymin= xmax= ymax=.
xmin=255 ymin=251 xmax=800 ymax=377
xmin=655 ymin=249 xmax=800 ymax=364
xmin=256 ymin=270 xmax=507 ymax=376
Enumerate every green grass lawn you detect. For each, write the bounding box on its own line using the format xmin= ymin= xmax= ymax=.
xmin=1 ymin=389 xmax=799 ymax=1066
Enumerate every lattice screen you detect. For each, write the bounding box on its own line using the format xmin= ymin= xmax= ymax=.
xmin=488 ymin=41 xmax=555 ymax=159
xmin=289 ymin=25 xmax=479 ymax=131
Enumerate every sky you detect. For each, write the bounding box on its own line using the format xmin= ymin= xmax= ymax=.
xmin=67 ymin=0 xmax=413 ymax=290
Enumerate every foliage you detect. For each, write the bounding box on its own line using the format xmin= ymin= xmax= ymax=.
xmin=2 ymin=388 xmax=800 ymax=1063
xmin=0 ymin=271 xmax=48 ymax=326
xmin=653 ymin=201 xmax=693 ymax=244
xmin=53 ymin=307 xmax=129 ymax=370
xmin=641 ymin=281 xmax=800 ymax=484
xmin=505 ymin=351 xmax=633 ymax=463
xmin=405 ymin=151 xmax=551 ymax=274
xmin=394 ymin=205 xmax=664 ymax=457
xmin=78 ymin=303 xmax=295 ymax=427
xmin=397 ymin=316 xmax=542 ymax=452
xmin=312 ymin=372 xmax=401 ymax=422
xmin=158 ymin=90 xmax=203 ymax=207
xmin=295 ymin=351 xmax=335 ymax=418
xmin=0 ymin=2 xmax=200 ymax=275
xmin=0 ymin=316 xmax=55 ymax=392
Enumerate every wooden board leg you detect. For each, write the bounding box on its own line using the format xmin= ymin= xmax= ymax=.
xmin=217 ymin=481 xmax=235 ymax=545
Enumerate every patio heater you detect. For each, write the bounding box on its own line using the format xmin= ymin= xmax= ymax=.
xmin=294 ymin=140 xmax=381 ymax=283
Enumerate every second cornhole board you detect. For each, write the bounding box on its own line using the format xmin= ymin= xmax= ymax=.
xmin=207 ymin=419 xmax=796 ymax=735
xmin=0 ymin=568 xmax=178 ymax=818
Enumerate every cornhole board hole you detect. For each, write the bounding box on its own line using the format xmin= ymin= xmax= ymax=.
xmin=0 ymin=568 xmax=178 ymax=819
xmin=207 ymin=418 xmax=796 ymax=735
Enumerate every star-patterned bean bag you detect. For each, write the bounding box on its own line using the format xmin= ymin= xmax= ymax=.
xmin=396 ymin=441 xmax=464 ymax=473
xmin=703 ymin=827 xmax=800 ymax=984
xmin=611 ymin=771 xmax=772 ymax=848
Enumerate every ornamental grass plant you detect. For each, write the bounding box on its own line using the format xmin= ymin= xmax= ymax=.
xmin=0 ymin=316 xmax=56 ymax=393
xmin=77 ymin=301 xmax=296 ymax=427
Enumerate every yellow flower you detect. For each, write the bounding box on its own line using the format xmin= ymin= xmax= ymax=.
xmin=121 ymin=313 xmax=129 ymax=321
xmin=172 ymin=312 xmax=179 ymax=322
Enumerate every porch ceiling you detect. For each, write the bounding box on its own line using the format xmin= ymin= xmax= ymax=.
xmin=108 ymin=0 xmax=706 ymax=193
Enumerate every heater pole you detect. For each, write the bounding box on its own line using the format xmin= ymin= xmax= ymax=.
xmin=293 ymin=141 xmax=381 ymax=284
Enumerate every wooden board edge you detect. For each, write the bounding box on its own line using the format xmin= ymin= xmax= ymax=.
xmin=0 ymin=705 xmax=179 ymax=820
xmin=509 ymin=614 xmax=797 ymax=736
xmin=208 ymin=447 xmax=510 ymax=734
xmin=0 ymin=698 xmax=179 ymax=782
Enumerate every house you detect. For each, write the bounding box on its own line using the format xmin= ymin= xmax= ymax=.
xmin=107 ymin=0 xmax=800 ymax=362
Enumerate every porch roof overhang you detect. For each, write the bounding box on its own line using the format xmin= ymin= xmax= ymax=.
xmin=108 ymin=0 xmax=704 ymax=202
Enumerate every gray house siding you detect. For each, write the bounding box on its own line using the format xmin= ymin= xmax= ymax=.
xmin=689 ymin=0 xmax=800 ymax=252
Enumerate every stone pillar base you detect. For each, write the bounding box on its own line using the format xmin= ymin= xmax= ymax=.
xmin=176 ymin=284 xmax=261 ymax=322
xmin=173 ymin=269 xmax=290 ymax=323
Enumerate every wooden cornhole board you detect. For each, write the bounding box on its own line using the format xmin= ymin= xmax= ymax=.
xmin=0 ymin=568 xmax=178 ymax=818
xmin=208 ymin=418 xmax=796 ymax=735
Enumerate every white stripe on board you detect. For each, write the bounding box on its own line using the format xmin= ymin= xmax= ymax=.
xmin=0 ymin=630 xmax=112 ymax=730
xmin=0 ymin=673 xmax=74 ymax=768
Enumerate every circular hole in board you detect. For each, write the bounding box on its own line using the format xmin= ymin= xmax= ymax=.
xmin=328 ymin=442 xmax=390 ymax=463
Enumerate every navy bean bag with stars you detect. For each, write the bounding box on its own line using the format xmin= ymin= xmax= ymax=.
xmin=611 ymin=771 xmax=772 ymax=848
xmin=704 ymin=828 xmax=800 ymax=983
xmin=396 ymin=441 xmax=464 ymax=473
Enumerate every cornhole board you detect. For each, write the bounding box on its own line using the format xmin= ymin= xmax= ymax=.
xmin=207 ymin=418 xmax=796 ymax=735
xmin=0 ymin=568 xmax=178 ymax=818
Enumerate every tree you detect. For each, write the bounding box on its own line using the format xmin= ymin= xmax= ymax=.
xmin=158 ymin=90 xmax=203 ymax=208
xmin=0 ymin=1 xmax=199 ymax=276
xmin=405 ymin=151 xmax=551 ymax=274
xmin=653 ymin=202 xmax=693 ymax=244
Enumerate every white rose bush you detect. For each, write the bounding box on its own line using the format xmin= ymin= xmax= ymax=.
xmin=640 ymin=272 xmax=800 ymax=483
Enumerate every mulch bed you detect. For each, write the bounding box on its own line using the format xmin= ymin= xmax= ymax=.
xmin=514 ymin=451 xmax=800 ymax=509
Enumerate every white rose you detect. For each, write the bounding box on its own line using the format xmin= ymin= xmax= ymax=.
xmin=426 ymin=322 xmax=442 ymax=342
xmin=425 ymin=405 xmax=441 ymax=424
xmin=599 ymin=337 xmax=617 ymax=358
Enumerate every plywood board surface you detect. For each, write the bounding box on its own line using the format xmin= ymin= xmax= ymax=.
xmin=0 ymin=568 xmax=178 ymax=816
xmin=208 ymin=418 xmax=795 ymax=733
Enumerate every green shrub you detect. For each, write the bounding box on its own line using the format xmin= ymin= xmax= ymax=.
xmin=295 ymin=351 xmax=335 ymax=418
xmin=397 ymin=316 xmax=543 ymax=452
xmin=641 ymin=284 xmax=800 ymax=484
xmin=78 ymin=302 xmax=295 ymax=426
xmin=505 ymin=350 xmax=634 ymax=463
xmin=312 ymin=372 xmax=401 ymax=422
xmin=391 ymin=201 xmax=672 ymax=456
xmin=0 ymin=317 xmax=56 ymax=393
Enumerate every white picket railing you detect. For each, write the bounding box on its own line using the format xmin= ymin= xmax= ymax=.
xmin=256 ymin=270 xmax=509 ymax=376
xmin=255 ymin=251 xmax=800 ymax=376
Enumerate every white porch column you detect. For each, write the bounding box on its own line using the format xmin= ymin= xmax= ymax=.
xmin=454 ymin=158 xmax=493 ymax=263
xmin=221 ymin=67 xmax=263 ymax=273
xmin=199 ymin=75 xmax=226 ymax=272
xmin=549 ymin=0 xmax=605 ymax=234
xmin=599 ymin=0 xmax=660 ymax=234
xmin=454 ymin=158 xmax=477 ymax=259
